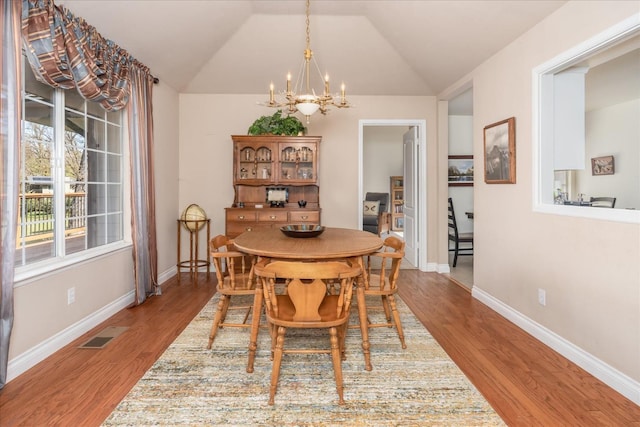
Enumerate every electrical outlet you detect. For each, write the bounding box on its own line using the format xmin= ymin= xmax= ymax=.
xmin=538 ymin=288 xmax=546 ymax=306
xmin=67 ymin=287 xmax=76 ymax=305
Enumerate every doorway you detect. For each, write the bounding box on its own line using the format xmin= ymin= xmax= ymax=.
xmin=359 ymin=119 xmax=427 ymax=271
xmin=446 ymin=88 xmax=474 ymax=289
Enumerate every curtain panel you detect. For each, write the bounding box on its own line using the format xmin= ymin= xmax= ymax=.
xmin=128 ymin=65 xmax=159 ymax=304
xmin=1 ymin=0 xmax=23 ymax=390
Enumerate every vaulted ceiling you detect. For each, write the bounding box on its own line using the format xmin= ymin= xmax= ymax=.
xmin=58 ymin=1 xmax=567 ymax=97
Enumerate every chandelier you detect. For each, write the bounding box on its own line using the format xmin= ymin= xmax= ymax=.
xmin=262 ymin=0 xmax=350 ymax=123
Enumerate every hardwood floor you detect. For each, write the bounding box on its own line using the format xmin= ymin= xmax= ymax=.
xmin=1 ymin=271 xmax=638 ymax=426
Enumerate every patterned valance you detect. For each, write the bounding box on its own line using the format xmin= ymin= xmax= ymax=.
xmin=21 ymin=0 xmax=151 ymax=111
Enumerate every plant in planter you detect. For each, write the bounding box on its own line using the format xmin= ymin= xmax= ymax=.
xmin=247 ymin=110 xmax=306 ymax=136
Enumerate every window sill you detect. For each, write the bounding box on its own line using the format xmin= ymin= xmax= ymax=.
xmin=13 ymin=241 xmax=133 ymax=286
xmin=533 ymin=203 xmax=640 ymax=224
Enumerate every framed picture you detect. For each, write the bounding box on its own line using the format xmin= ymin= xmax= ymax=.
xmin=448 ymin=155 xmax=474 ymax=187
xmin=484 ymin=117 xmax=516 ymax=184
xmin=591 ymin=155 xmax=614 ymax=175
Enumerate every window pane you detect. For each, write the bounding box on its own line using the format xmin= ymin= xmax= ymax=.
xmin=87 ymin=150 xmax=106 ymax=182
xmin=25 ymin=66 xmax=53 ymax=103
xmin=106 ymin=213 xmax=123 ymax=244
xmin=87 ymin=215 xmax=106 ymax=249
xmin=87 ymin=183 xmax=106 ymax=215
xmin=87 ymin=99 xmax=104 ymax=118
xmin=19 ymin=98 xmax=56 ymax=266
xmin=107 ymin=109 xmax=121 ymax=125
xmin=87 ymin=117 xmax=105 ymax=150
xmin=65 ymin=89 xmax=85 ymax=112
xmin=65 ymin=124 xmax=87 ymax=186
xmin=107 ymin=123 xmax=122 ymax=153
xmin=107 ymin=183 xmax=122 ymax=213
xmin=107 ymin=153 xmax=121 ymax=182
xmin=65 ymin=111 xmax=85 ymax=151
xmin=17 ymin=194 xmax=56 ymax=263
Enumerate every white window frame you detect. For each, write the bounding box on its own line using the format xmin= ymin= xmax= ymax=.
xmin=532 ymin=14 xmax=640 ymax=224
xmin=15 ymin=64 xmax=132 ymax=284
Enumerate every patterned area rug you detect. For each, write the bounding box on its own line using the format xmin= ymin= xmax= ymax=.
xmin=103 ymin=294 xmax=505 ymax=426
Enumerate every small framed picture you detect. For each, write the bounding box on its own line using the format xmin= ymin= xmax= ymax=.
xmin=591 ymin=155 xmax=614 ymax=175
xmin=448 ymin=155 xmax=474 ymax=187
xmin=484 ymin=117 xmax=516 ymax=184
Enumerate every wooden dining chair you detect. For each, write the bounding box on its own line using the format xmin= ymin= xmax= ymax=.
xmin=358 ymin=235 xmax=407 ymax=349
xmin=254 ymin=260 xmax=361 ymax=405
xmin=448 ymin=197 xmax=473 ymax=267
xmin=207 ymin=234 xmax=257 ymax=349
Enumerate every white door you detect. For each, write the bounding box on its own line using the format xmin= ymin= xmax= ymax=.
xmin=403 ymin=127 xmax=418 ymax=266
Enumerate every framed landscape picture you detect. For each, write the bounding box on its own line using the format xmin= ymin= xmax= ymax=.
xmin=448 ymin=155 xmax=474 ymax=187
xmin=484 ymin=117 xmax=516 ymax=184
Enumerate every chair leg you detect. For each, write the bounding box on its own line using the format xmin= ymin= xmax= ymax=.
xmin=381 ymin=295 xmax=392 ymax=324
xmin=388 ymin=295 xmax=407 ymax=349
xmin=208 ymin=295 xmax=229 ymax=349
xmin=329 ymin=327 xmax=345 ymax=405
xmin=268 ymin=326 xmax=286 ymax=405
xmin=453 ymin=241 xmax=459 ymax=267
xmin=337 ymin=323 xmax=348 ymax=361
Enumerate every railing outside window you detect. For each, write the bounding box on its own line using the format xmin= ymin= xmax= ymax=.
xmin=18 ymin=193 xmax=86 ymax=244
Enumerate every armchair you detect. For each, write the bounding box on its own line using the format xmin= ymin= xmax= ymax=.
xmin=363 ymin=192 xmax=391 ymax=236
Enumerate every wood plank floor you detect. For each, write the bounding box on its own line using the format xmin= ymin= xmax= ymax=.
xmin=1 ymin=271 xmax=638 ymax=426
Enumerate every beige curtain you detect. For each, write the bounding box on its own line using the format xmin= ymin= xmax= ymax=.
xmin=128 ymin=65 xmax=158 ymax=304
xmin=1 ymin=0 xmax=23 ymax=390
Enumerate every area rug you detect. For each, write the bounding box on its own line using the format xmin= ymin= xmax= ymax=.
xmin=103 ymin=294 xmax=505 ymax=426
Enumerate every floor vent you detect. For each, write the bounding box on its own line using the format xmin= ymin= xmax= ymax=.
xmin=79 ymin=326 xmax=128 ymax=349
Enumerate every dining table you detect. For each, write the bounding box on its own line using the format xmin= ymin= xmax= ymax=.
xmin=233 ymin=227 xmax=383 ymax=373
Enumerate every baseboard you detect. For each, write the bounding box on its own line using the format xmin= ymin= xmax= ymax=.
xmin=436 ymin=263 xmax=450 ymax=274
xmin=472 ymin=286 xmax=640 ymax=405
xmin=155 ymin=265 xmax=177 ymax=294
xmin=7 ymin=290 xmax=135 ymax=383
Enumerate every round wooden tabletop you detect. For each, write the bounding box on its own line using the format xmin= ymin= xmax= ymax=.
xmin=233 ymin=227 xmax=383 ymax=259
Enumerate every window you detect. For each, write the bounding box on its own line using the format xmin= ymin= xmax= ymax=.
xmin=16 ymin=56 xmax=126 ymax=273
xmin=533 ymin=15 xmax=640 ymax=223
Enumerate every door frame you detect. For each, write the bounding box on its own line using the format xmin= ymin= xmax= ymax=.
xmin=358 ymin=119 xmax=427 ymax=271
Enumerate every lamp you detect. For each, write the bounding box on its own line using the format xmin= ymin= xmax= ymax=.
xmin=262 ymin=0 xmax=350 ymax=123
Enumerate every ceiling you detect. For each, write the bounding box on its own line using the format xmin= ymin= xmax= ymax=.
xmin=58 ymin=0 xmax=567 ymax=100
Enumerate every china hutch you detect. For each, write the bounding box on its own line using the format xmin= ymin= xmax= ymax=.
xmin=225 ymin=135 xmax=321 ymax=238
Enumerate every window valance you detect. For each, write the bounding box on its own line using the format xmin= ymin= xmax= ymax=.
xmin=21 ymin=0 xmax=151 ymax=111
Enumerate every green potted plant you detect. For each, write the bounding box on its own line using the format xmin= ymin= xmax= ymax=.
xmin=248 ymin=110 xmax=305 ymax=136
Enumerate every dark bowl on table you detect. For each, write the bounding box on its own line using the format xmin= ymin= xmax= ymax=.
xmin=280 ymin=224 xmax=325 ymax=238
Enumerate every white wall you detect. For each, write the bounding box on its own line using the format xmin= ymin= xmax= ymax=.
xmin=442 ymin=0 xmax=640 ymax=398
xmin=576 ymin=99 xmax=640 ymax=209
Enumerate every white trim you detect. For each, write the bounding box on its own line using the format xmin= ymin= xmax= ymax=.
xmin=6 ymin=290 xmax=135 ymax=383
xmin=472 ymin=286 xmax=640 ymax=405
xmin=358 ymin=119 xmax=428 ymax=272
